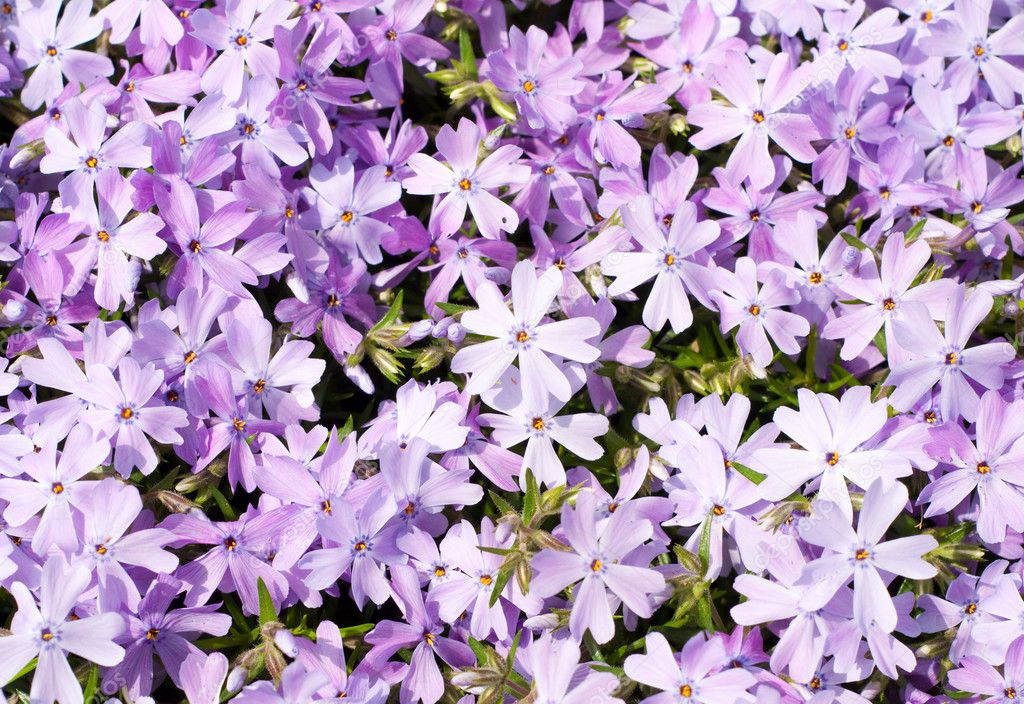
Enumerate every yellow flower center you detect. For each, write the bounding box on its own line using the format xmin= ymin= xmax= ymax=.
xmin=224 ymin=537 xmax=237 ymax=550
xmin=531 ymin=417 xmax=545 ymax=430
xmin=146 ymin=628 xmax=159 ymax=640
xmin=809 ymin=271 xmax=823 ymax=284
xmin=522 ymin=80 xmax=535 ymax=93
xmin=120 ymin=407 xmax=134 ymax=420
xmin=855 ymin=548 xmax=870 ymax=560
xmin=189 ymin=240 xmax=202 ymax=253
xmin=751 ymin=110 xmax=765 ymax=123
xmin=977 ymin=462 xmax=991 ymax=474
xmin=883 ymin=298 xmax=896 ymax=310
xmin=253 ymin=378 xmax=266 ymax=394
xmin=233 ymin=418 xmax=247 ymax=432
xmin=51 ymin=482 xmax=64 ymax=494
xmin=748 ymin=304 xmax=761 ymax=316
xmin=184 ymin=350 xmax=197 ymax=365
xmin=85 ymin=156 xmax=98 ymax=169
xmin=590 ymin=559 xmax=602 ymax=572
xmin=458 ymin=178 xmax=472 ymax=191
xmin=341 ymin=210 xmax=354 ymax=223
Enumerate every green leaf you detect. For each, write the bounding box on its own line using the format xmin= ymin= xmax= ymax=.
xmin=467 ymin=636 xmax=490 ymax=665
xmin=698 ymin=514 xmax=714 ymax=577
xmin=12 ymin=659 xmax=37 ymax=682
xmin=257 ymin=577 xmax=277 ymax=626
xmin=477 ymin=545 xmax=515 ymax=556
xmin=82 ymin=665 xmax=99 ymax=702
xmin=210 ymin=486 xmax=237 ymax=521
xmin=488 ymin=490 xmax=519 ymax=516
xmin=730 ymin=461 xmax=766 ymax=485
xmin=841 ymin=231 xmax=869 ymax=251
xmin=459 ymin=28 xmax=477 ymax=80
xmin=336 ymin=414 xmax=355 ymax=441
xmin=488 ymin=565 xmax=514 ymax=607
xmin=904 ymin=217 xmax=927 ymax=243
xmin=522 ymin=469 xmax=539 ymax=523
xmin=369 ymin=290 xmax=404 ymax=334
xmin=338 ymin=623 xmax=375 ymax=638
xmin=435 ymin=301 xmax=475 ymax=316
xmin=504 ymin=630 xmax=522 ymax=671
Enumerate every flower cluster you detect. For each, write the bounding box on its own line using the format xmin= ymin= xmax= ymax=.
xmin=0 ymin=0 xmax=1022 ymax=703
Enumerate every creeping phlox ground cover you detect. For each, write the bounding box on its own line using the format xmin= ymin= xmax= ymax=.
xmin=0 ymin=0 xmax=1023 ymax=702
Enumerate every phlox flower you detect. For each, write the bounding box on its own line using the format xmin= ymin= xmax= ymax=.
xmin=452 ymin=259 xmax=600 ymax=408
xmin=10 ymin=0 xmax=113 ymax=110
xmin=363 ymin=565 xmax=474 ymax=704
xmin=0 ymin=424 xmax=106 ymax=554
xmin=688 ymin=52 xmax=819 ymax=190
xmin=710 ymin=257 xmax=810 ymax=368
xmin=888 ymin=287 xmax=1015 ymax=422
xmin=79 ymin=357 xmax=188 ymax=477
xmin=478 ymin=367 xmax=609 ymax=489
xmin=485 ymin=25 xmax=585 ymax=132
xmin=189 ymin=0 xmax=293 ymax=101
xmin=0 ymin=558 xmax=125 ymax=704
xmin=753 ymin=386 xmax=912 ymax=520
xmin=404 ymin=117 xmax=528 ymax=239
xmin=602 ymin=196 xmax=720 ymax=334
xmin=305 ymin=156 xmax=401 ymax=264
xmin=921 ymin=390 xmax=1024 ymax=544
xmin=531 ymin=490 xmax=666 ymax=643
xmin=624 ymin=632 xmax=757 ymax=704
xmin=797 ymin=478 xmax=938 ymax=634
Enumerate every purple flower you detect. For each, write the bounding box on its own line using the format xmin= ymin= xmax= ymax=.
xmin=79 ymin=478 xmax=178 ymax=611
xmin=624 ymin=632 xmax=756 ymax=704
xmin=9 ymin=0 xmax=113 ymax=110
xmin=919 ymin=0 xmax=1024 ymax=106
xmin=921 ymin=390 xmax=1024 ymax=543
xmin=451 ymin=259 xmax=600 ymax=409
xmin=102 ymin=574 xmax=231 ymax=699
xmin=485 ymin=25 xmax=584 ymax=132
xmin=168 ymin=504 xmax=298 ymax=616
xmin=521 ymin=630 xmax=624 ymax=704
xmin=188 ymin=0 xmax=293 ymax=101
xmin=0 ymin=424 xmax=106 ymax=554
xmin=688 ymin=52 xmax=819 ymax=190
xmin=404 ymin=117 xmax=529 ymax=239
xmin=79 ymin=357 xmax=188 ymax=476
xmin=753 ymin=386 xmax=912 ymax=519
xmin=297 ymin=489 xmax=403 ymax=608
xmin=154 ymin=177 xmax=259 ymax=297
xmin=947 ymin=634 xmax=1024 ymax=702
xmin=305 ymin=156 xmax=401 ymax=264
xmin=363 ymin=564 xmax=474 ymax=704
xmin=888 ymin=287 xmax=1015 ymax=422
xmin=602 ymin=196 xmax=719 ymax=333
xmin=710 ymin=257 xmax=810 ymax=368
xmin=531 ymin=490 xmax=666 ymax=643
xmin=823 ymin=231 xmax=954 ymax=363
xmin=0 ymin=557 xmax=125 ymax=702
xmin=797 ymin=478 xmax=937 ymax=634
